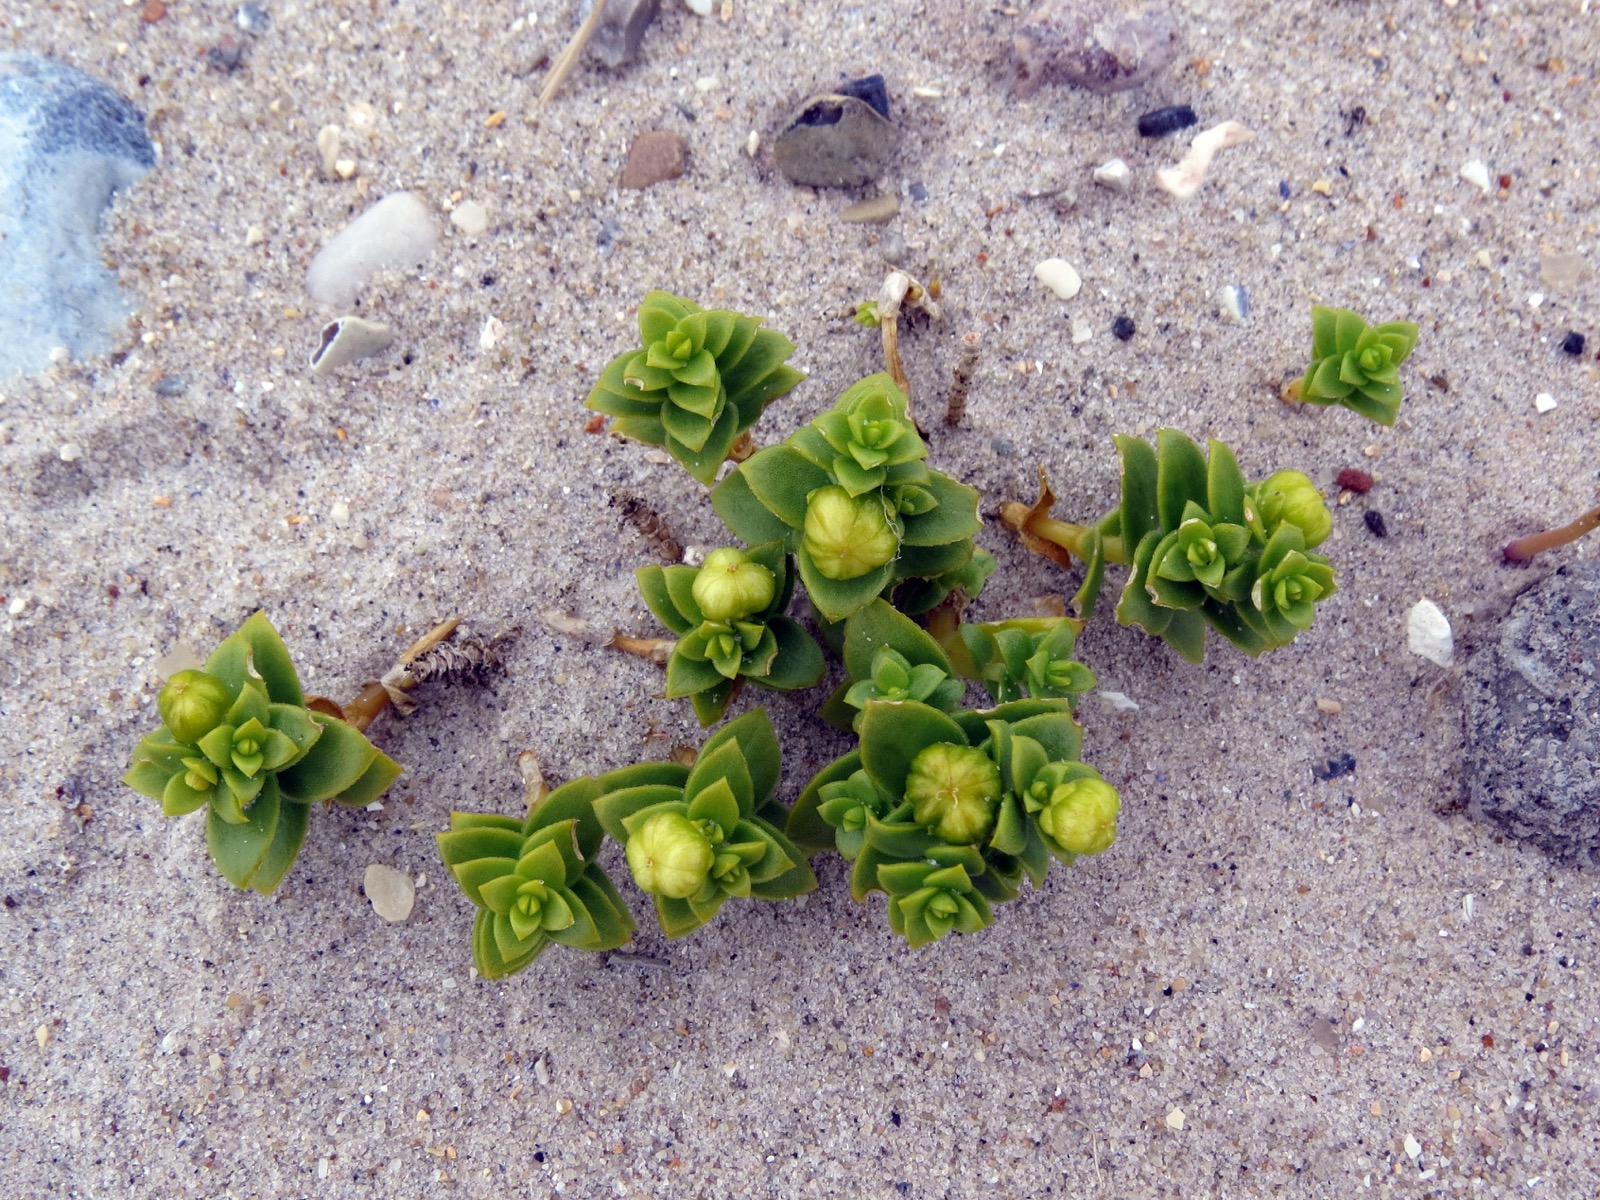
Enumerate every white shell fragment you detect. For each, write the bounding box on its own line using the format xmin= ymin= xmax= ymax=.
xmin=1407 ymin=597 xmax=1454 ymax=667
xmin=1092 ymin=157 xmax=1130 ymax=191
xmin=316 ymin=124 xmax=342 ymax=177
xmin=685 ymin=0 xmax=714 ymax=12
xmin=1097 ymin=690 xmax=1140 ymax=712
xmin=1534 ymin=392 xmax=1557 ymax=414
xmin=1459 ymin=159 xmax=1491 ymax=194
xmin=450 ymin=200 xmax=488 ymax=236
xmin=364 ymin=864 xmax=416 ymax=922
xmin=1165 ymin=1108 xmax=1186 ymax=1131
xmin=309 ymin=315 xmax=394 ymax=375
xmin=1155 ymin=121 xmax=1255 ymax=200
xmin=307 ymin=191 xmax=439 ymax=308
xmin=1219 ymin=284 xmax=1250 ymax=323
xmin=1034 ymin=257 xmax=1082 ymax=300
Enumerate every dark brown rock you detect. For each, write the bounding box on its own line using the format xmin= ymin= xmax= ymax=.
xmin=620 ymin=131 xmax=688 ymax=189
xmin=588 ymin=0 xmax=660 ymax=69
xmin=1011 ymin=0 xmax=1182 ymax=97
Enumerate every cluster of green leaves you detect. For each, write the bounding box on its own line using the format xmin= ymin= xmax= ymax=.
xmin=438 ymin=711 xmax=815 ymax=977
xmin=1297 ymin=305 xmax=1419 ymax=426
xmin=637 ymin=541 xmax=825 ymax=726
xmin=711 ymin=373 xmax=983 ymax=622
xmin=942 ymin=617 xmax=1097 ymax=707
xmin=123 ymin=613 xmax=401 ymax=894
xmin=584 ymin=291 xmax=805 ymax=484
xmin=789 ymin=697 xmax=1118 ymax=948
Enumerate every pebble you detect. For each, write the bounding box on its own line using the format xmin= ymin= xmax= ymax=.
xmin=586 ymin=0 xmax=660 ymax=69
xmin=0 ymin=55 xmax=156 ymax=378
xmin=1539 ymin=251 xmax=1585 ymax=291
xmin=449 ymin=200 xmax=489 ymax=236
xmin=1404 ymin=1134 xmax=1422 ymax=1160
xmin=1335 ymin=468 xmax=1373 ymax=494
xmin=236 ymin=4 xmax=271 ymax=35
xmin=1033 ymin=258 xmax=1082 ymax=300
xmin=154 ymin=374 xmax=189 ymax=397
xmin=1315 ymin=697 xmax=1343 ymax=715
xmin=1363 ymin=510 xmax=1387 ymax=538
xmin=364 ymin=864 xmax=415 ymax=922
xmin=1011 ymin=0 xmax=1182 ymax=96
xmin=1464 ymin=562 xmax=1600 ymax=863
xmin=58 ymin=442 xmax=81 ymax=462
xmin=1092 ymin=158 xmax=1131 ymax=191
xmin=1560 ymin=331 xmax=1585 ymax=356
xmin=1406 ymin=597 xmax=1453 ymax=667
xmin=1071 ymin=319 xmax=1093 ymax=344
xmin=685 ymin=0 xmax=714 ymax=13
xmin=1534 ymin=392 xmax=1557 ymax=413
xmin=1111 ymin=315 xmax=1136 ymax=341
xmin=308 ymin=315 xmax=394 ymax=376
xmin=620 ymin=130 xmax=688 ymax=189
xmin=1313 ymin=753 xmax=1356 ymax=782
xmin=1218 ymin=284 xmax=1249 ymax=323
xmin=772 ymin=88 xmax=900 ymax=188
xmin=1165 ymin=1107 xmax=1186 ymax=1131
xmin=1137 ymin=104 xmax=1197 ymax=137
xmin=1097 ymin=690 xmax=1139 ymax=711
xmin=316 ymin=124 xmax=342 ymax=178
xmin=835 ymin=73 xmax=892 ymax=119
xmin=306 ymin=192 xmax=438 ymax=309
xmin=1155 ymin=120 xmax=1254 ymax=200
xmin=839 ymin=193 xmax=900 ymax=224
xmin=1459 ymin=159 xmax=1491 ymax=194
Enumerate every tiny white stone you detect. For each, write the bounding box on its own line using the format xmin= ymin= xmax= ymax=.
xmin=1404 ymin=1133 xmax=1422 ymax=1159
xmin=694 ymin=75 xmax=720 ymax=92
xmin=1463 ymin=893 xmax=1475 ymax=922
xmin=316 ymin=124 xmax=341 ymax=177
xmin=745 ymin=130 xmax=760 ymax=157
xmin=1097 ymin=690 xmax=1140 ymax=711
xmin=8 ymin=596 xmax=27 ymax=616
xmin=330 ymin=499 xmax=351 ymax=524
xmin=1529 ymin=292 xmax=1545 ymax=307
xmin=450 ymin=200 xmax=488 ymax=236
xmin=1407 ymin=598 xmax=1454 ymax=667
xmin=48 ymin=345 xmax=71 ymax=365
xmin=1034 ymin=258 xmax=1082 ymax=300
xmin=160 ymin=1031 xmax=181 ymax=1054
xmin=1219 ymin=284 xmax=1250 ymax=323
xmin=58 ymin=442 xmax=81 ymax=462
xmin=1071 ymin=319 xmax=1093 ymax=344
xmin=479 ymin=315 xmax=505 ymax=351
xmin=364 ymin=864 xmax=416 ymax=922
xmin=685 ymin=0 xmax=714 ymax=13
xmin=1092 ymin=157 xmax=1131 ymax=191
xmin=307 ymin=192 xmax=438 ymax=309
xmin=1459 ymin=159 xmax=1491 ymax=194
xmin=1165 ymin=1107 xmax=1186 ymax=1131
xmin=1534 ymin=392 xmax=1557 ymax=413
xmin=245 ymin=225 xmax=265 ymax=246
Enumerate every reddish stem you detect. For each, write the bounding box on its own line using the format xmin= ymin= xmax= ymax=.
xmin=1503 ymin=505 xmax=1600 ymax=563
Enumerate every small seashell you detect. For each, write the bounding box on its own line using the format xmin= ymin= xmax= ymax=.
xmin=1155 ymin=121 xmax=1255 ymax=200
xmin=1407 ymin=597 xmax=1453 ymax=667
xmin=308 ymin=315 xmax=394 ymax=376
xmin=1033 ymin=257 xmax=1082 ymax=300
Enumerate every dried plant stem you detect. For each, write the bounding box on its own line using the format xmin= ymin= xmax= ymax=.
xmin=610 ymin=633 xmax=676 ymax=664
xmin=1503 ymin=505 xmax=1600 ymax=563
xmin=611 ymin=490 xmax=683 ymax=563
xmin=538 ymin=0 xmax=610 ymax=108
xmin=945 ymin=332 xmax=980 ymax=426
xmin=518 ymin=750 xmax=551 ymax=809
xmin=337 ymin=615 xmax=508 ymax=732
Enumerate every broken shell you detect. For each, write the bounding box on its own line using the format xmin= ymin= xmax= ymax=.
xmin=772 ymin=92 xmax=900 ymax=188
xmin=306 ymin=191 xmax=438 ymax=308
xmin=1155 ymin=120 xmax=1255 ymax=200
xmin=1407 ymin=597 xmax=1454 ymax=667
xmin=309 ymin=315 xmax=394 ymax=376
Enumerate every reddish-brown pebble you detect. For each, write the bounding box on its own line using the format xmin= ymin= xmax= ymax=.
xmin=1336 ymin=468 xmax=1373 ymax=494
xmin=142 ymin=0 xmax=167 ymax=21
xmin=620 ymin=132 xmax=689 ymax=190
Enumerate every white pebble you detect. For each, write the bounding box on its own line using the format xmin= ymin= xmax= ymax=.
xmin=1459 ymin=159 xmax=1491 ymax=194
xmin=1406 ymin=598 xmax=1453 ymax=667
xmin=1071 ymin=319 xmax=1093 ymax=344
xmin=159 ymin=1031 xmax=181 ymax=1054
xmin=1528 ymin=292 xmax=1544 ymax=308
xmin=315 ymin=124 xmax=341 ymax=177
xmin=8 ymin=596 xmax=27 ymax=616
xmin=1219 ymin=284 xmax=1250 ymax=323
xmin=745 ymin=130 xmax=760 ymax=157
xmin=244 ymin=225 xmax=265 ymax=246
xmin=1165 ymin=1107 xmax=1186 ymax=1131
xmin=1097 ymin=690 xmax=1139 ymax=711
xmin=685 ymin=0 xmax=714 ymax=12
xmin=1092 ymin=157 xmax=1130 ymax=192
xmin=1534 ymin=392 xmax=1557 ymax=414
xmin=479 ymin=315 xmax=505 ymax=351
xmin=307 ymin=192 xmax=438 ymax=309
xmin=364 ymin=864 xmax=416 ymax=922
xmin=449 ymin=200 xmax=488 ymax=236
xmin=694 ymin=75 xmax=720 ymax=92
xmin=58 ymin=442 xmax=81 ymax=462
xmin=1156 ymin=121 xmax=1255 ymax=201
xmin=330 ymin=499 xmax=351 ymax=525
xmin=1404 ymin=1133 xmax=1422 ymax=1160
xmin=1034 ymin=258 xmax=1082 ymax=300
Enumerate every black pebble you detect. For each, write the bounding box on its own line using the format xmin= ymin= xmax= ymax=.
xmin=1313 ymin=752 xmax=1357 ymax=782
xmin=1278 ymin=180 xmax=1291 ymax=199
xmin=1364 ymin=510 xmax=1388 ymax=538
xmin=1137 ymin=104 xmax=1197 ymax=138
xmin=1561 ymin=331 xmax=1586 ymax=356
xmin=837 ymin=74 xmax=891 ymax=120
xmin=1111 ymin=315 xmax=1136 ymax=342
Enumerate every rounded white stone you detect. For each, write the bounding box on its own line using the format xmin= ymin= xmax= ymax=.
xmin=1459 ymin=159 xmax=1491 ymax=194
xmin=450 ymin=200 xmax=488 ymax=236
xmin=1034 ymin=258 xmax=1082 ymax=300
xmin=364 ymin=864 xmax=415 ymax=922
xmin=306 ymin=192 xmax=438 ymax=309
xmin=1407 ymin=598 xmax=1453 ymax=667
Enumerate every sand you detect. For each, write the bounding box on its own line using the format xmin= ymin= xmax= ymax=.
xmin=2 ymin=0 xmax=1598 ymax=1196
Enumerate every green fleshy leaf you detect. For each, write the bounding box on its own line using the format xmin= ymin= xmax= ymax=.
xmin=1115 ymin=531 xmax=1175 ymax=637
xmin=666 ymin=648 xmax=729 ymax=699
xmin=203 ymin=612 xmax=305 ymax=707
xmin=593 ymin=784 xmax=687 ymax=844
xmin=446 ymin=856 xmax=520 ymax=908
xmin=686 ymin=768 xmax=747 ymax=833
xmin=274 ymin=717 xmax=381 ymax=804
xmin=1114 ymin=434 xmax=1160 ymax=547
xmin=638 ymin=566 xmax=697 ymax=635
xmin=1161 ymin=609 xmax=1208 ymax=663
xmin=438 ymin=827 xmax=526 ymax=867
xmin=241 ymin=796 xmax=309 ymax=894
xmin=858 ymin=700 xmax=969 ymax=800
xmin=739 ymin=445 xmax=832 ymax=531
xmin=789 ymin=750 xmax=861 ymax=852
xmin=1156 ymin=429 xmax=1209 ymax=533
xmin=328 ymin=749 xmax=402 ymax=809
xmin=899 ymin=472 xmax=982 ymax=546
xmin=471 ymin=908 xmax=547 ymax=980
xmin=720 ymin=327 xmax=798 ymax=404
xmin=690 ymin=683 xmax=737 ymax=727
xmin=846 ymin=600 xmax=953 ymax=682
xmin=892 ymin=538 xmax=976 ymax=584
xmin=654 ymin=894 xmax=714 ymax=939
xmin=1310 ymin=305 xmax=1340 ymax=359
xmin=161 ymin=770 xmax=212 ymax=817
xmin=756 ymin=618 xmax=826 ymax=691
xmin=125 ymin=736 xmax=189 ymax=800
xmin=570 ymin=866 xmax=638 ymax=949
xmin=527 ymin=777 xmax=609 ymax=858
xmin=666 ymin=401 xmax=742 ymax=486
xmin=711 ymin=466 xmax=794 ymax=547
xmin=796 ymin=547 xmax=896 ymax=624
xmin=698 ymin=708 xmax=781 ymax=806
xmin=1205 ymin=440 xmax=1247 ymax=525
xmin=206 ymin=776 xmax=282 ymax=889
xmin=1007 ymin=711 xmax=1083 ymax=764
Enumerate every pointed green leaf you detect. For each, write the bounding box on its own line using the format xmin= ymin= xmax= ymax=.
xmin=789 ymin=750 xmax=860 ymax=852
xmin=740 ymin=445 xmax=832 ymax=530
xmin=756 ymin=618 xmax=826 ymax=691
xmin=1156 ymin=429 xmax=1209 ymax=533
xmin=593 ymin=784 xmax=686 ymax=844
xmin=711 ymin=466 xmax=795 ymax=546
xmin=1114 ymin=434 xmax=1160 ymax=547
xmin=206 ymin=776 xmax=282 ymax=889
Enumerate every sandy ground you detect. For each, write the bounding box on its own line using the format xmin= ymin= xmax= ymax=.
xmin=2 ymin=0 xmax=1599 ymax=1196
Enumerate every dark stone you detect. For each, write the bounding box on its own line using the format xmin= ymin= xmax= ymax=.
xmin=1363 ymin=510 xmax=1387 ymax=538
xmin=1464 ymin=563 xmax=1600 ymax=864
xmin=1313 ymin=753 xmax=1356 ymax=782
xmin=1111 ymin=315 xmax=1136 ymax=341
xmin=1560 ymin=330 xmax=1585 ymax=356
xmin=1336 ymin=468 xmax=1373 ymax=494
xmin=207 ymin=37 xmax=248 ymax=73
xmin=588 ymin=0 xmax=660 ymax=70
xmin=908 ymin=181 xmax=928 ymax=203
xmin=1011 ymin=0 xmax=1182 ymax=97
xmin=836 ymin=74 xmax=891 ymax=120
xmin=1137 ymin=103 xmax=1196 ymax=137
xmin=773 ymin=93 xmax=900 ymax=189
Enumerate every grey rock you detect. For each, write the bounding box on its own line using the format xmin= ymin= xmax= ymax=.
xmin=236 ymin=4 xmax=271 ymax=36
xmin=586 ymin=0 xmax=660 ymax=69
xmin=1011 ymin=0 xmax=1182 ymax=97
xmin=1463 ymin=563 xmax=1600 ymax=864
xmin=773 ymin=93 xmax=901 ymax=189
xmin=0 ymin=55 xmax=155 ymax=378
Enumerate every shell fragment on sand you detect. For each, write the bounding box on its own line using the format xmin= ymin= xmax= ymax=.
xmin=1011 ymin=0 xmax=1182 ymax=96
xmin=364 ymin=864 xmax=415 ymax=922
xmin=306 ymin=192 xmax=439 ymax=309
xmin=1155 ymin=121 xmax=1255 ymax=200
xmin=1407 ymin=598 xmax=1453 ymax=667
xmin=450 ymin=200 xmax=488 ymax=235
xmin=1034 ymin=258 xmax=1082 ymax=300
xmin=309 ymin=315 xmax=394 ymax=375
xmin=773 ymin=90 xmax=900 ymax=188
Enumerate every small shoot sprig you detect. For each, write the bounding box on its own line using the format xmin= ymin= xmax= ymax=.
xmin=821 ymin=598 xmax=966 ymax=730
xmin=124 ymin=612 xmax=403 ymax=894
xmin=1003 ymin=430 xmax=1337 ymax=662
xmin=942 ymin=617 xmax=1097 ymax=707
xmin=636 ymin=541 xmax=826 ymax=725
xmin=1503 ymin=503 xmax=1600 ymax=563
xmin=585 ymin=291 xmax=804 ymax=484
xmin=1286 ymin=306 xmax=1419 ymax=426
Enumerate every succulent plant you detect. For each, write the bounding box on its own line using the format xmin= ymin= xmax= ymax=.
xmin=1003 ymin=430 xmax=1338 ymax=662
xmin=711 ymin=373 xmax=983 ymax=622
xmin=821 ymin=598 xmax=965 ymax=731
xmin=942 ymin=617 xmax=1097 ymax=707
xmin=1294 ymin=306 xmax=1419 ymax=426
xmin=437 ymin=774 xmax=639 ymax=979
xmin=789 ymin=697 xmax=1117 ymax=947
xmin=592 ymin=710 xmax=816 ymax=938
xmin=637 ymin=541 xmax=826 ymax=726
xmin=585 ymin=291 xmax=805 ymax=484
xmin=123 ymin=612 xmax=402 ymax=894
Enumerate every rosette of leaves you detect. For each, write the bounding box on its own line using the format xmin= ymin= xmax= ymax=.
xmin=1005 ymin=431 xmax=1337 ymax=663
xmin=1295 ymin=305 xmax=1419 ymax=426
xmin=123 ymin=612 xmax=402 ymax=894
xmin=436 ymin=778 xmax=638 ymax=980
xmin=789 ymin=697 xmax=1116 ymax=947
xmin=592 ymin=710 xmax=816 ymax=938
xmin=585 ymin=291 xmax=805 ymax=484
xmin=941 ymin=617 xmax=1097 ymax=707
xmin=637 ymin=541 xmax=826 ymax=726
xmin=711 ymin=373 xmax=982 ymax=622
xmin=820 ymin=598 xmax=965 ymax=731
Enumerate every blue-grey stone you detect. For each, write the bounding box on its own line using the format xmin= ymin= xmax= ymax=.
xmin=0 ymin=54 xmax=155 ymax=378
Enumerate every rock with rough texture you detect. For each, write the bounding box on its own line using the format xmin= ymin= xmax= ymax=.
xmin=586 ymin=0 xmax=660 ymax=69
xmin=306 ymin=192 xmax=438 ymax=308
xmin=364 ymin=864 xmax=416 ymax=922
xmin=1463 ymin=564 xmax=1600 ymax=864
xmin=773 ymin=91 xmax=900 ymax=188
xmin=0 ymin=54 xmax=155 ymax=377
xmin=620 ymin=131 xmax=689 ymax=189
xmin=1011 ymin=0 xmax=1182 ymax=97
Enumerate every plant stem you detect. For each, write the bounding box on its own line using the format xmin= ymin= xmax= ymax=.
xmin=537 ymin=0 xmax=610 ymax=108
xmin=1503 ymin=505 xmax=1600 ymax=563
xmin=338 ymin=615 xmax=464 ymax=732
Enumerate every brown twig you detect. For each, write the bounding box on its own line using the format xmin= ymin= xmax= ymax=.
xmin=337 ymin=616 xmax=508 ymax=732
xmin=610 ymin=489 xmax=683 ymax=563
xmin=1503 ymin=505 xmax=1600 ymax=563
xmin=537 ymin=0 xmax=610 ymax=108
xmin=945 ymin=332 xmax=980 ymax=427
